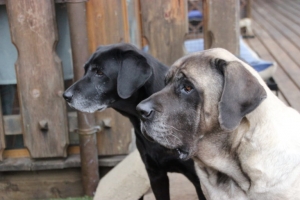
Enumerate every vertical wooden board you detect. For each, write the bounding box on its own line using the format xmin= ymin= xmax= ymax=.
xmin=6 ymin=0 xmax=68 ymax=158
xmin=140 ymin=0 xmax=187 ymax=66
xmin=0 ymin=98 xmax=5 ymax=161
xmin=86 ymin=0 xmax=132 ymax=155
xmin=95 ymin=108 xmax=132 ymax=155
xmin=86 ymin=0 xmax=130 ymax=52
xmin=126 ymin=0 xmax=142 ymax=47
xmin=203 ymin=0 xmax=240 ymax=55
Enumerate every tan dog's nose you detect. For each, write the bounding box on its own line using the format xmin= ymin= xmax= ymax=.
xmin=136 ymin=100 xmax=154 ymax=121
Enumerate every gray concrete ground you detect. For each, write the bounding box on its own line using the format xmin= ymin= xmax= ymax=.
xmin=94 ymin=150 xmax=199 ymax=200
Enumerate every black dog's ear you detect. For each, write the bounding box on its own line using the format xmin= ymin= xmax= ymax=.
xmin=216 ymin=59 xmax=267 ymax=131
xmin=117 ymin=50 xmax=152 ymax=99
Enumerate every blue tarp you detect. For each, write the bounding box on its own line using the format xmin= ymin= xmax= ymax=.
xmin=184 ymin=38 xmax=274 ymax=73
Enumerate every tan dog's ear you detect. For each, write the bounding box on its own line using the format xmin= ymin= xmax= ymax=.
xmin=216 ymin=59 xmax=267 ymax=131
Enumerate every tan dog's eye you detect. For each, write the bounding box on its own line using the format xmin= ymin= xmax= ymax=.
xmin=96 ymin=69 xmax=104 ymax=76
xmin=184 ymin=85 xmax=193 ymax=93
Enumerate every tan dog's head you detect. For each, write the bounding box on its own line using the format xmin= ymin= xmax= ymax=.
xmin=137 ymin=48 xmax=267 ymax=160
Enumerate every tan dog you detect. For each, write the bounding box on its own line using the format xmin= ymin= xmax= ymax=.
xmin=137 ymin=48 xmax=300 ymax=200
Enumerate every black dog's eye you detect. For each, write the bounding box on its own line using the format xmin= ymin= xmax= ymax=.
xmin=96 ymin=69 xmax=104 ymax=76
xmin=182 ymin=84 xmax=193 ymax=93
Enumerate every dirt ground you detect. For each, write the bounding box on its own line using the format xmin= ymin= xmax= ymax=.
xmin=144 ymin=173 xmax=199 ymax=200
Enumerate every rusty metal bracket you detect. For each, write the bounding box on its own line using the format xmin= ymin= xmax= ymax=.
xmin=76 ymin=126 xmax=101 ymax=135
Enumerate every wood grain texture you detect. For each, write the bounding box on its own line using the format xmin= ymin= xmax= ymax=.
xmin=0 ymin=169 xmax=83 ymax=200
xmin=245 ymin=27 xmax=300 ymax=111
xmin=140 ymin=0 xmax=187 ymax=66
xmin=203 ymin=0 xmax=240 ymax=55
xmin=86 ymin=0 xmax=132 ymax=155
xmin=6 ymin=0 xmax=69 ymax=158
xmin=126 ymin=0 xmax=142 ymax=47
xmin=2 ymin=146 xmax=79 ymax=160
xmin=86 ymin=0 xmax=130 ymax=52
xmin=0 ymin=153 xmax=125 ymax=171
xmin=0 ymin=99 xmax=5 ymax=161
xmin=95 ymin=108 xmax=132 ymax=155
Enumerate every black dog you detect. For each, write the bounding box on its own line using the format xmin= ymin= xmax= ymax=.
xmin=63 ymin=43 xmax=205 ymax=200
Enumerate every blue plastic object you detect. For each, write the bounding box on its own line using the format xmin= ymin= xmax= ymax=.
xmin=184 ymin=38 xmax=274 ymax=73
xmin=188 ymin=10 xmax=203 ymax=21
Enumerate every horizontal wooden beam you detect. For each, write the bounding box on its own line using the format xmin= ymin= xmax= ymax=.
xmin=0 ymin=153 xmax=125 ymax=171
xmin=3 ymin=112 xmax=78 ymax=135
xmin=0 ymin=0 xmax=88 ymax=5
xmin=56 ymin=0 xmax=88 ymax=2
xmin=3 ymin=145 xmax=80 ymax=159
xmin=0 ymin=168 xmax=84 ymax=199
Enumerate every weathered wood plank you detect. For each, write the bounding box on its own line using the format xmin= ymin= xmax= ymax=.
xmin=86 ymin=0 xmax=129 ymax=52
xmin=267 ymin=0 xmax=300 ymax=27
xmin=6 ymin=0 xmax=69 ymax=158
xmin=252 ymin=8 xmax=300 ymax=69
xmin=2 ymin=146 xmax=79 ymax=160
xmin=203 ymin=0 xmax=240 ymax=55
xmin=86 ymin=0 xmax=133 ymax=155
xmin=55 ymin=0 xmax=88 ymax=3
xmin=4 ymin=113 xmax=75 ymax=135
xmin=3 ymin=149 xmax=31 ymax=159
xmin=273 ymin=0 xmax=300 ymax=21
xmin=0 ymin=0 xmax=88 ymax=4
xmin=255 ymin=0 xmax=300 ymax=51
xmin=0 ymin=99 xmax=5 ymax=161
xmin=126 ymin=0 xmax=142 ymax=47
xmin=251 ymin=16 xmax=300 ymax=89
xmin=245 ymin=31 xmax=300 ymax=112
xmin=0 ymin=153 xmax=125 ymax=171
xmin=95 ymin=108 xmax=133 ymax=155
xmin=140 ymin=0 xmax=187 ymax=65
xmin=0 ymin=168 xmax=83 ymax=200
xmin=3 ymin=114 xmax=22 ymax=136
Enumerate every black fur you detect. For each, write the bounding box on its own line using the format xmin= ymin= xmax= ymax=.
xmin=63 ymin=43 xmax=205 ymax=200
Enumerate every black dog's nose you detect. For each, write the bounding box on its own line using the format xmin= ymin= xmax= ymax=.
xmin=63 ymin=91 xmax=73 ymax=103
xmin=137 ymin=101 xmax=154 ymax=120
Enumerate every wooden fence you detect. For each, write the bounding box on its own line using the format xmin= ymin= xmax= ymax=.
xmin=0 ymin=0 xmax=244 ymax=199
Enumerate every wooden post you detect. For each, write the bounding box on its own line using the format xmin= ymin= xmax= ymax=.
xmin=126 ymin=0 xmax=142 ymax=47
xmin=86 ymin=0 xmax=130 ymax=52
xmin=67 ymin=1 xmax=99 ymax=196
xmin=0 ymin=98 xmax=5 ymax=161
xmin=86 ymin=0 xmax=133 ymax=156
xmin=203 ymin=0 xmax=240 ymax=55
xmin=140 ymin=0 xmax=187 ymax=66
xmin=246 ymin=0 xmax=252 ymax=19
xmin=6 ymin=0 xmax=69 ymax=158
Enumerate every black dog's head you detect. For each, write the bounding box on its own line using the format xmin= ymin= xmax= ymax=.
xmin=63 ymin=43 xmax=153 ymax=113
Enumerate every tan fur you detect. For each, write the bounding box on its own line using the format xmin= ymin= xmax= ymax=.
xmin=176 ymin=48 xmax=300 ymax=199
